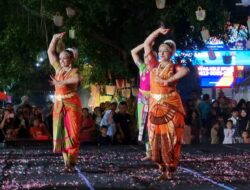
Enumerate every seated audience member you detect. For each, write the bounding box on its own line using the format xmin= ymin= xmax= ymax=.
xmin=79 ymin=108 xmax=96 ymax=144
xmin=30 ymin=118 xmax=50 ymax=140
xmin=223 ymin=120 xmax=235 ymax=144
xmin=93 ymin=106 xmax=102 ymax=127
xmin=0 ymin=109 xmax=15 ymax=142
xmin=113 ymin=101 xmax=131 ymax=145
xmin=100 ymin=102 xmax=117 ymax=139
xmin=14 ymin=95 xmax=31 ymax=113
xmin=211 ymin=121 xmax=220 ymax=144
xmin=5 ymin=128 xmax=17 ymax=140
xmin=242 ymin=131 xmax=250 ymax=144
xmin=97 ymin=125 xmax=112 ymax=146
xmin=14 ymin=110 xmax=30 ymax=139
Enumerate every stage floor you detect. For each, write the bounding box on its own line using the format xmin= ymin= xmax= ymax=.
xmin=0 ymin=143 xmax=250 ymax=190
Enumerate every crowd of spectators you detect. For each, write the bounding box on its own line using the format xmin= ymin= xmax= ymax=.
xmin=183 ymin=91 xmax=250 ymax=145
xmin=1 ymin=91 xmax=250 ymax=146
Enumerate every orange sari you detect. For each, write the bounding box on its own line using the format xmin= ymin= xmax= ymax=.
xmin=147 ymin=52 xmax=185 ymax=173
xmin=52 ymin=61 xmax=82 ymax=166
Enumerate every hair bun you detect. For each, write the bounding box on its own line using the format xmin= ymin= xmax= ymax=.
xmin=66 ymin=47 xmax=78 ymax=60
xmin=163 ymin=40 xmax=176 ymax=53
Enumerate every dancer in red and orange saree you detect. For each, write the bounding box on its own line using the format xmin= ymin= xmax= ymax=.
xmin=48 ymin=33 xmax=82 ymax=173
xmin=144 ymin=28 xmax=189 ymax=180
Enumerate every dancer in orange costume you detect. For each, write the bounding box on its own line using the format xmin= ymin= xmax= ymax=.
xmin=144 ymin=28 xmax=189 ymax=180
xmin=48 ymin=33 xmax=82 ymax=173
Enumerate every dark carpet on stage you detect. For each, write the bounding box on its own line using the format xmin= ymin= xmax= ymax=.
xmin=0 ymin=142 xmax=250 ymax=190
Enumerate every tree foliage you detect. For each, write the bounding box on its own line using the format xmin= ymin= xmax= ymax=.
xmin=0 ymin=0 xmax=232 ymax=96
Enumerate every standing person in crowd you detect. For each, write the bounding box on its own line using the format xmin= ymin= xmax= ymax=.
xmin=47 ymin=32 xmax=82 ymax=173
xmin=188 ymin=110 xmax=201 ymax=144
xmin=144 ymin=27 xmax=188 ymax=180
xmin=14 ymin=96 xmax=31 ymax=113
xmin=14 ymin=109 xmax=30 ymax=139
xmin=238 ymin=109 xmax=249 ymax=135
xmin=228 ymin=108 xmax=241 ymax=142
xmin=223 ymin=120 xmax=235 ymax=144
xmin=237 ymin=99 xmax=247 ymax=110
xmin=210 ymin=121 xmax=220 ymax=144
xmin=198 ymin=94 xmax=211 ymax=126
xmin=113 ymin=101 xmax=132 ymax=145
xmin=131 ymin=42 xmax=151 ymax=160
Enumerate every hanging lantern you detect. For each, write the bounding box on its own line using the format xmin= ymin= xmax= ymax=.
xmin=69 ymin=27 xmax=75 ymax=39
xmin=155 ymin=0 xmax=166 ymax=9
xmin=122 ymin=88 xmax=131 ymax=99
xmin=66 ymin=7 xmax=76 ymax=18
xmin=115 ymin=79 xmax=126 ymax=89
xmin=195 ymin=6 xmax=206 ymax=21
xmin=53 ymin=12 xmax=63 ymax=27
xmin=201 ymin=26 xmax=210 ymax=42
xmin=105 ymin=85 xmax=116 ymax=96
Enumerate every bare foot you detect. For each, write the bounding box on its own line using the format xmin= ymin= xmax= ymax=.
xmin=166 ymin=171 xmax=173 ymax=180
xmin=158 ymin=173 xmax=168 ymax=180
xmin=61 ymin=166 xmax=70 ymax=173
xmin=158 ymin=172 xmax=173 ymax=180
xmin=141 ymin=156 xmax=151 ymax=161
xmin=67 ymin=165 xmax=76 ymax=173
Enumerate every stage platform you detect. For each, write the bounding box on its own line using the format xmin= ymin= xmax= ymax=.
xmin=0 ymin=142 xmax=250 ymax=190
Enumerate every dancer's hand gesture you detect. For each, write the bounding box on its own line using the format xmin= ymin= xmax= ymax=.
xmin=52 ymin=32 xmax=66 ymax=40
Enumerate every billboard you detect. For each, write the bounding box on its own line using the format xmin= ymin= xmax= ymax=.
xmin=194 ymin=50 xmax=250 ymax=66
xmin=197 ymin=66 xmax=235 ymax=87
xmin=174 ymin=50 xmax=250 ymax=66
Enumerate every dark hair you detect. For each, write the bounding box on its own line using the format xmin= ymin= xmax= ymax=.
xmin=119 ymin=101 xmax=127 ymax=106
xmin=231 ymin=108 xmax=239 ymax=113
xmin=203 ymin=94 xmax=210 ymax=101
xmin=100 ymin=125 xmax=108 ymax=129
xmin=211 ymin=120 xmax=220 ymax=127
xmin=226 ymin=120 xmax=233 ymax=125
xmin=237 ymin=99 xmax=246 ymax=108
xmin=82 ymin=107 xmax=89 ymax=112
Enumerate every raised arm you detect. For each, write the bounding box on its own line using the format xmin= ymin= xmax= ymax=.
xmin=131 ymin=43 xmax=144 ymax=67
xmin=47 ymin=32 xmax=65 ymax=65
xmin=144 ymin=28 xmax=170 ymax=56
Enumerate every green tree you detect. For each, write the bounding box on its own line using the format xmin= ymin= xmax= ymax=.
xmin=0 ymin=0 xmax=230 ymax=97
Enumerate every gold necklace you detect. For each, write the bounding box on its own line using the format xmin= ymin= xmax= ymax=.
xmin=156 ymin=61 xmax=169 ymax=77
